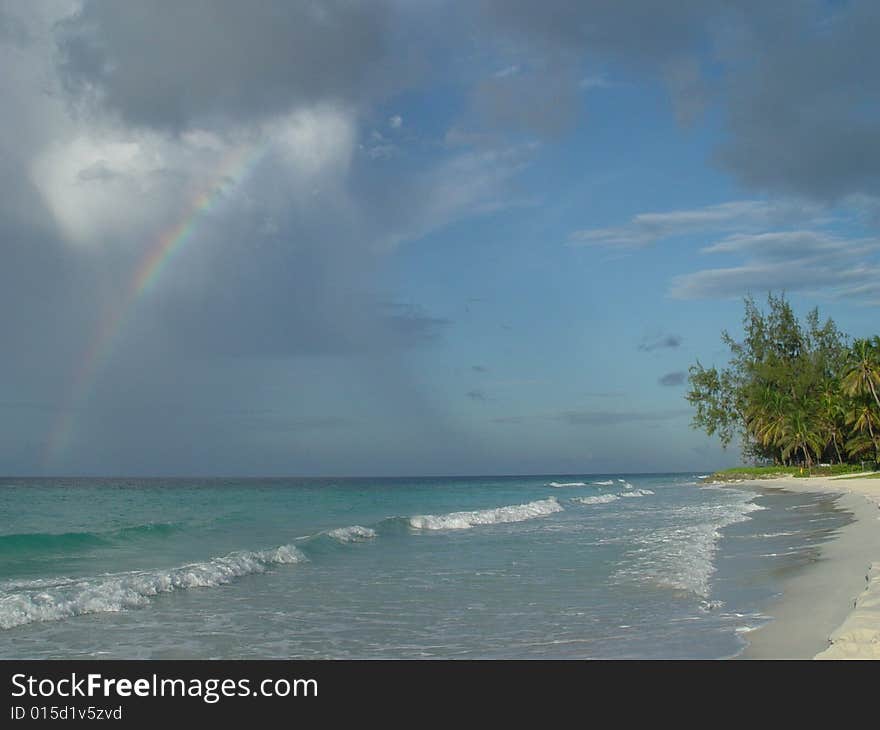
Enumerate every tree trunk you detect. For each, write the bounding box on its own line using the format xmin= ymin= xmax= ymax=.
xmin=869 ymin=377 xmax=880 ymax=411
xmin=867 ymin=419 xmax=878 ymax=464
xmin=832 ymin=433 xmax=842 ymax=464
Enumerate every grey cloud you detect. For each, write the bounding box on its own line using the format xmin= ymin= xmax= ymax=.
xmin=480 ymin=0 xmax=713 ymax=65
xmin=479 ymin=0 xmax=719 ymax=134
xmin=482 ymin=1 xmax=880 ymax=202
xmin=0 ymin=5 xmax=28 ymax=45
xmin=0 ymin=401 xmax=63 ymax=412
xmin=77 ymin=162 xmax=121 ymax=183
xmin=492 ymin=415 xmax=525 ymax=424
xmin=160 ymin=249 xmax=451 ymax=358
xmin=385 ymin=311 xmax=451 ymax=347
xmin=659 ymin=371 xmax=686 ymax=387
xmin=235 ymin=415 xmax=352 ymax=434
xmin=638 ymin=334 xmax=682 ymax=352
xmin=662 ymin=56 xmax=708 ymax=127
xmin=717 ymin=0 xmax=880 ymax=201
xmin=558 ymin=409 xmax=691 ymax=426
xmin=56 ymin=1 xmax=396 ymax=129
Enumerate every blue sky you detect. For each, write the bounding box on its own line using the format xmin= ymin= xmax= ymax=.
xmin=1 ymin=1 xmax=879 ymax=475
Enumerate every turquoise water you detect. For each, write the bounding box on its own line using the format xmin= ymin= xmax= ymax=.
xmin=0 ymin=474 xmax=851 ymax=658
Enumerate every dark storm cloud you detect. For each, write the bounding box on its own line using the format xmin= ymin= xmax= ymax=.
xmin=480 ymin=1 xmax=880 ymax=202
xmin=480 ymin=0 xmax=712 ymax=63
xmin=56 ymin=1 xmax=396 ymax=129
xmin=637 ymin=334 xmax=682 ymax=352
xmin=0 ymin=5 xmax=28 ymax=44
xmin=156 ymin=241 xmax=451 ymax=358
xmin=658 ymin=371 xmax=686 ymax=387
xmin=716 ymin=0 xmax=880 ymax=200
xmin=5 ymin=1 xmax=880 ymax=477
xmin=477 ymin=0 xmax=717 ymax=133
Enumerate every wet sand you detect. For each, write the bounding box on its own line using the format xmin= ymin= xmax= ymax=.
xmin=737 ymin=475 xmax=880 ymax=659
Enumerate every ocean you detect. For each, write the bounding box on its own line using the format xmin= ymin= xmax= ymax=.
xmin=0 ymin=474 xmax=851 ymax=659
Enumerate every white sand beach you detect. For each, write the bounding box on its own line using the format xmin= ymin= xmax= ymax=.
xmin=738 ymin=475 xmax=880 ymax=659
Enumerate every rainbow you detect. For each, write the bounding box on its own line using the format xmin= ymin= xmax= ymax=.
xmin=43 ymin=142 xmax=267 ymax=467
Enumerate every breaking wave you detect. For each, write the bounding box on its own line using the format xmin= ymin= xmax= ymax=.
xmin=408 ymin=498 xmax=563 ymax=530
xmin=0 ymin=545 xmax=306 ymax=630
xmin=326 ymin=526 xmax=377 ymax=543
xmin=619 ymin=488 xmax=655 ymax=498
xmin=572 ymin=494 xmax=620 ymax=505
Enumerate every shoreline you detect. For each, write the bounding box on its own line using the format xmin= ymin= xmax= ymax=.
xmin=733 ymin=475 xmax=880 ymax=659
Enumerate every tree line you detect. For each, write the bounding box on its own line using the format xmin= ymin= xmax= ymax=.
xmin=687 ymin=294 xmax=880 ymax=468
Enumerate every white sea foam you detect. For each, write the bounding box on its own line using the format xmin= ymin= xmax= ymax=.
xmin=619 ymin=488 xmax=654 ymax=498
xmin=547 ymin=481 xmax=587 ymax=487
xmin=0 ymin=545 xmax=306 ymax=630
xmin=326 ymin=525 xmax=377 ymax=543
xmin=408 ymin=498 xmax=563 ymax=530
xmin=572 ymin=494 xmax=620 ymax=505
xmin=699 ymin=599 xmax=724 ymax=612
xmin=592 ymin=480 xmax=614 ymax=486
xmin=756 ymin=530 xmax=799 ymax=538
xmin=614 ymin=491 xmax=764 ymax=598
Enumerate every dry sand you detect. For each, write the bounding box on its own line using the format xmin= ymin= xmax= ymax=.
xmin=737 ymin=474 xmax=880 ymax=659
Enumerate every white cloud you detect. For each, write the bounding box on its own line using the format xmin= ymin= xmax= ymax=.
xmin=377 ymin=142 xmax=538 ymax=252
xmin=30 ymin=132 xmax=179 ymax=247
xmin=570 ymin=199 xmax=826 ymax=248
xmin=670 ymin=230 xmax=880 ymax=301
xmin=571 ymin=198 xmax=880 ymax=305
xmin=27 ymin=103 xmax=359 ymax=250
xmin=701 ymin=230 xmax=880 ymax=259
xmin=579 ymin=73 xmax=609 ymax=90
xmin=268 ymin=105 xmax=356 ymax=185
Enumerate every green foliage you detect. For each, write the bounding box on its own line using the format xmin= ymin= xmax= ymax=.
xmin=709 ymin=466 xmax=802 ymax=480
xmin=710 ymin=463 xmax=871 ymax=480
xmin=687 ymin=294 xmax=880 ymax=466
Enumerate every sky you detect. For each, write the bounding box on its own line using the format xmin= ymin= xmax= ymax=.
xmin=2 ymin=1 xmax=880 ymax=477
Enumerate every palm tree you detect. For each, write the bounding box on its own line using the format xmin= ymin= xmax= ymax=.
xmin=745 ymin=386 xmax=790 ymax=463
xmin=841 ymin=338 xmax=880 ymax=411
xmin=818 ymin=384 xmax=846 ymax=463
xmin=779 ymin=401 xmax=824 ymax=468
xmin=845 ymin=400 xmax=880 ymax=462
